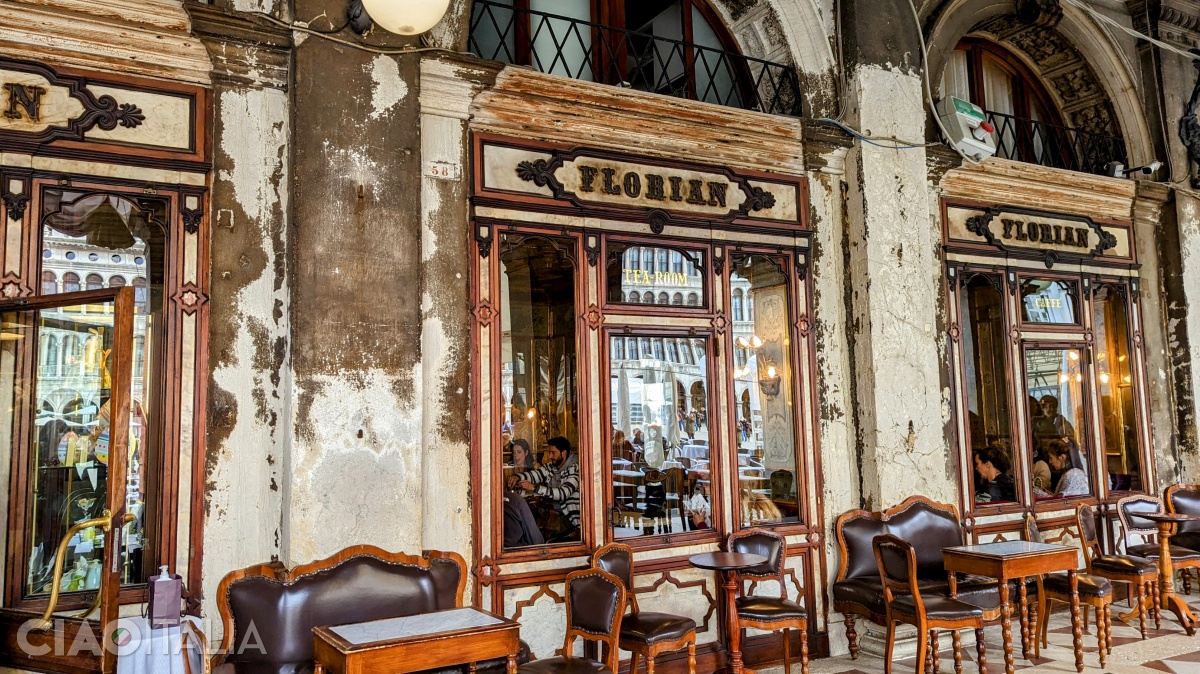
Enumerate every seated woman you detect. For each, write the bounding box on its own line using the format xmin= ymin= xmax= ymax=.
xmin=511 ymin=438 xmax=536 ymax=470
xmin=974 ymin=446 xmax=1016 ymax=503
xmin=1044 ymin=441 xmax=1089 ymax=497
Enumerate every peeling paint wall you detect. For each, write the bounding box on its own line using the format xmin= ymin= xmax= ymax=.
xmin=843 ymin=64 xmax=955 ymax=509
xmin=200 ymin=70 xmax=291 ymax=624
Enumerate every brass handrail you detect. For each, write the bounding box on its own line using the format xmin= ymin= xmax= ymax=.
xmin=31 ymin=509 xmax=132 ymax=631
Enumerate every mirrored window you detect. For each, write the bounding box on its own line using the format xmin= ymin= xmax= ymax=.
xmin=1094 ymin=285 xmax=1142 ymax=492
xmin=730 ymin=253 xmax=800 ymax=526
xmin=606 ymin=243 xmax=705 ymax=308
xmin=608 ymin=333 xmax=711 ymax=539
xmin=498 ymin=234 xmax=582 ymax=549
xmin=1026 ymin=347 xmax=1092 ymax=500
xmin=961 ymin=275 xmax=1016 ymax=506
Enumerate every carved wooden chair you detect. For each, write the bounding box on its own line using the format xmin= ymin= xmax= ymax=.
xmin=727 ymin=528 xmax=808 ymax=674
xmin=1077 ymin=505 xmax=1159 ymax=638
xmin=1023 ymin=515 xmax=1112 ymax=667
xmin=872 ymin=534 xmax=987 ymax=674
xmin=182 ymin=621 xmax=210 ymax=674
xmin=1164 ymin=483 xmax=1200 ymax=592
xmin=519 ymin=568 xmax=627 ymax=674
xmin=1117 ymin=494 xmax=1200 ymax=595
xmin=592 ymin=543 xmax=697 ymax=674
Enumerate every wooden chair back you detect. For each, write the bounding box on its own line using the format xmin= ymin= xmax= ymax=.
xmin=1165 ymin=484 xmax=1200 ymax=533
xmin=1022 ymin=514 xmax=1044 ymax=545
xmin=1076 ymin=505 xmax=1105 ymax=571
xmin=592 ymin=542 xmax=639 ymax=613
xmin=564 ymin=568 xmax=627 ymax=672
xmin=182 ymin=621 xmax=209 ymax=674
xmin=1117 ymin=494 xmax=1163 ymax=547
xmin=727 ymin=528 xmax=789 ymax=599
xmin=872 ymin=534 xmax=924 ymax=616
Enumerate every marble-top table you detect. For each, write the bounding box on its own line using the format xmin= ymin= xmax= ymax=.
xmin=313 ymin=607 xmax=520 ymax=674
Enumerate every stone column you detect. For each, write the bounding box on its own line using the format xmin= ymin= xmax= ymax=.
xmin=840 ymin=0 xmax=958 ymax=511
xmin=188 ymin=2 xmax=292 ymax=622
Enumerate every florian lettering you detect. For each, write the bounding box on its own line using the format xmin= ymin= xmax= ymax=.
xmin=646 ymin=174 xmax=666 ymax=201
xmin=996 ymin=217 xmax=1090 ymax=250
xmin=623 ymin=172 xmax=641 ymax=198
xmin=669 ymin=176 xmax=684 ymax=202
xmin=707 ymin=182 xmax=727 ymax=208
xmin=3 ymin=83 xmax=44 ymax=122
xmin=601 ymin=168 xmax=622 ymax=195
xmin=570 ymin=163 xmax=736 ymax=210
xmin=578 ymin=165 xmax=599 ymax=193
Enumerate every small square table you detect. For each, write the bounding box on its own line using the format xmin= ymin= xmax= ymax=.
xmin=943 ymin=541 xmax=1083 ymax=674
xmin=313 ymin=607 xmax=521 ymax=674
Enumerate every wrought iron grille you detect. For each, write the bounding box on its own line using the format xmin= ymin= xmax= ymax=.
xmin=469 ymin=0 xmax=802 ymax=117
xmin=985 ymin=110 xmax=1127 ymax=176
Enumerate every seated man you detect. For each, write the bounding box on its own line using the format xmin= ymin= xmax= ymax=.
xmin=506 ymin=436 xmax=580 ymax=537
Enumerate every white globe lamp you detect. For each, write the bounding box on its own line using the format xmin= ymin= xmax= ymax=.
xmin=360 ymin=0 xmax=452 ymax=35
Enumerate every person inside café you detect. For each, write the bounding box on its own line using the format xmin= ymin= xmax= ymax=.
xmin=974 ymin=446 xmax=1016 ymax=503
xmin=1038 ymin=439 xmax=1089 ymax=497
xmin=511 ymin=438 xmax=536 ymax=470
xmin=1034 ymin=394 xmax=1076 ymax=440
xmin=612 ymin=430 xmax=634 ymax=462
xmin=506 ymin=436 xmax=580 ymax=539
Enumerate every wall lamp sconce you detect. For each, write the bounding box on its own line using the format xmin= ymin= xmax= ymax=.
xmin=1104 ymin=160 xmax=1162 ymax=178
xmin=347 ymin=0 xmax=451 ymax=35
xmin=758 ymin=362 xmax=782 ymax=398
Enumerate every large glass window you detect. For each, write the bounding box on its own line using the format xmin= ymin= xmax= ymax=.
xmin=498 ymin=234 xmax=582 ymax=549
xmin=34 ymin=190 xmax=167 ymax=591
xmin=608 ymin=333 xmax=711 ymax=539
xmin=730 ymin=253 xmax=800 ymax=526
xmin=961 ymin=275 xmax=1016 ymax=506
xmin=1026 ymin=347 xmax=1092 ymax=500
xmin=1093 ymin=285 xmax=1142 ymax=492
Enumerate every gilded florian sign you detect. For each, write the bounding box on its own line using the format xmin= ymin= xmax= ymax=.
xmin=945 ymin=204 xmax=1131 ymax=266
xmin=477 ymin=142 xmax=799 ymax=229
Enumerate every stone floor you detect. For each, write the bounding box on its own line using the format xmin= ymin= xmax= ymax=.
xmin=759 ymin=593 xmax=1200 ymax=674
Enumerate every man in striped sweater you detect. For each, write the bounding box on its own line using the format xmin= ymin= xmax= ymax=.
xmin=506 ymin=436 xmax=580 ymax=535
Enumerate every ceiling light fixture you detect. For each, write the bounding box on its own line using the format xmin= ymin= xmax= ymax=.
xmin=347 ymin=0 xmax=451 ymax=35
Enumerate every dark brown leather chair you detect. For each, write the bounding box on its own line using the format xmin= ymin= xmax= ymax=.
xmin=1077 ymin=505 xmax=1159 ymax=638
xmin=1164 ymin=484 xmax=1200 ymax=588
xmin=592 ymin=543 xmax=696 ymax=674
xmin=833 ymin=496 xmax=1005 ymax=659
xmin=519 ymin=568 xmax=627 ymax=674
xmin=727 ymin=528 xmax=808 ymax=674
xmin=873 ymin=534 xmax=987 ymax=674
xmin=212 ymin=545 xmax=529 ymax=674
xmin=1117 ymin=494 xmax=1200 ymax=595
xmin=1022 ymin=515 xmax=1112 ymax=666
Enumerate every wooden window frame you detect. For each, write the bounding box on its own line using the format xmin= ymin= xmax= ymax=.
xmin=949 ymin=265 xmax=1150 ymax=517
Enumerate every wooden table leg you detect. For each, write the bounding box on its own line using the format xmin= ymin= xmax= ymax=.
xmin=722 ymin=569 xmax=751 ymax=674
xmin=1018 ymin=578 xmax=1030 ymax=659
xmin=507 ymin=653 xmax=517 ymax=674
xmin=999 ymin=579 xmax=1014 ymax=674
xmin=314 ymin=663 xmax=326 ymax=674
xmin=1068 ymin=569 xmax=1083 ymax=673
xmin=1156 ymin=522 xmax=1198 ymax=636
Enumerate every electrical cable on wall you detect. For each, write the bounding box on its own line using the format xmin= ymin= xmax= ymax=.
xmin=250 ymin=11 xmax=450 ymax=55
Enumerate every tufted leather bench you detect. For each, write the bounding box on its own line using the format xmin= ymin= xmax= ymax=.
xmin=833 ymin=496 xmax=1004 ymax=659
xmin=212 ymin=545 xmax=530 ymax=674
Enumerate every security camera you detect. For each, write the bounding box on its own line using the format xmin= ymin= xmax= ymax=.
xmin=1107 ymin=160 xmax=1162 ymax=178
xmin=1135 ymin=160 xmax=1163 ymax=175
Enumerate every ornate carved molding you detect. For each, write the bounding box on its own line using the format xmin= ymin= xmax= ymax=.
xmin=182 ymin=208 xmax=203 ymax=235
xmin=1016 ymin=0 xmax=1063 ymax=29
xmin=585 ymin=305 xmax=602 ymax=331
xmin=2 ymin=190 xmax=29 ymax=223
xmin=172 ymin=283 xmax=209 ymax=314
xmin=473 ymin=556 xmax=499 ymax=587
xmin=472 ymin=300 xmax=495 ymax=327
xmin=0 ymin=59 xmax=147 ymax=152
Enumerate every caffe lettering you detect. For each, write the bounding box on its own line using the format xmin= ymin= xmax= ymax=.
xmin=1000 ymin=218 xmax=1089 ymax=249
xmin=1033 ymin=297 xmax=1063 ymax=309
xmin=577 ymin=164 xmax=728 ymax=208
